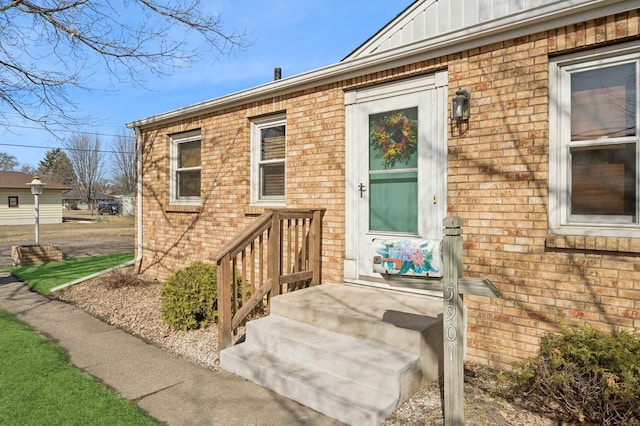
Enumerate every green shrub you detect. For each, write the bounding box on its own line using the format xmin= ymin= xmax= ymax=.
xmin=501 ymin=326 xmax=640 ymax=425
xmin=161 ymin=261 xmax=219 ymax=331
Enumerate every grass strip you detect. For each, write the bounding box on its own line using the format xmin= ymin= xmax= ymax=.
xmin=0 ymin=310 xmax=158 ymax=425
xmin=5 ymin=252 xmax=134 ymax=295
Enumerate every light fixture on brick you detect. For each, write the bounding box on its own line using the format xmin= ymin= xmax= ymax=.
xmin=451 ymin=88 xmax=470 ymax=122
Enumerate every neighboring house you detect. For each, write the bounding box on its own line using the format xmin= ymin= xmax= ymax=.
xmin=62 ymin=189 xmax=116 ymax=210
xmin=0 ymin=171 xmax=69 ymax=225
xmin=128 ymin=0 xmax=640 ymax=369
xmin=62 ymin=189 xmax=85 ymax=210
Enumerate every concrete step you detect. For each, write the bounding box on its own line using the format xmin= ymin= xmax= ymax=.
xmin=221 ymin=340 xmax=401 ymax=426
xmin=245 ymin=314 xmax=422 ymax=399
xmin=271 ymin=283 xmax=444 ymax=381
xmin=220 ymin=284 xmax=446 ymax=425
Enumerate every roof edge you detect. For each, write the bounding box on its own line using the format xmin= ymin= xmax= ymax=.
xmin=341 ymin=0 xmax=422 ymax=61
xmin=127 ymin=0 xmax=638 ymax=130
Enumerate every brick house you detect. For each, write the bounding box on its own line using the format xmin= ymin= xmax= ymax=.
xmin=128 ymin=0 xmax=640 ymax=370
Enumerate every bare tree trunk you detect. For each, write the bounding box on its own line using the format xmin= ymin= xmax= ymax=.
xmin=112 ymin=129 xmax=136 ymax=194
xmin=65 ymin=134 xmax=106 ymax=216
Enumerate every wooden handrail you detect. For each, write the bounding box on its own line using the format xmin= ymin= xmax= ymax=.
xmin=216 ymin=208 xmax=325 ymax=352
xmin=213 ymin=212 xmax=273 ymax=261
xmin=231 ymin=278 xmax=272 ymax=330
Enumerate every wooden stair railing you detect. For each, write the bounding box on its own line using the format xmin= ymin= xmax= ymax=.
xmin=214 ymin=208 xmax=325 ymax=352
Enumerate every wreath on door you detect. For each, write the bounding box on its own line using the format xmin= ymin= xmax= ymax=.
xmin=369 ymin=111 xmax=418 ymax=169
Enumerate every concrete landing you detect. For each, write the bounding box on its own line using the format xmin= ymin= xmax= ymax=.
xmin=273 ymin=283 xmax=445 ymax=379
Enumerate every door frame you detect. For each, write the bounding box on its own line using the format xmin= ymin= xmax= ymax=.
xmin=344 ymin=71 xmax=448 ymax=289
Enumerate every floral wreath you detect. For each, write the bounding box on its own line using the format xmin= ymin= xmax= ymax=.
xmin=369 ymin=111 xmax=418 ymax=169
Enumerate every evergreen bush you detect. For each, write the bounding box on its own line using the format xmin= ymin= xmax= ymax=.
xmin=161 ymin=261 xmax=219 ymax=331
xmin=501 ymin=326 xmax=640 ymax=425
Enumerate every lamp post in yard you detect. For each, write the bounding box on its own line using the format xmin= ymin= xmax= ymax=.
xmin=27 ymin=176 xmax=45 ymax=245
xmin=12 ymin=175 xmax=61 ymax=267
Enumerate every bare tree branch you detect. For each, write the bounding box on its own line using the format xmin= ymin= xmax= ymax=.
xmin=0 ymin=152 xmax=19 ymax=170
xmin=64 ymin=133 xmax=106 ymax=213
xmin=111 ymin=128 xmax=136 ymax=194
xmin=0 ymin=1 xmax=248 ymax=130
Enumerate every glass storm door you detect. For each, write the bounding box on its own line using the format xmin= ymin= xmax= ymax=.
xmin=344 ymin=73 xmax=447 ymax=283
xmin=368 ymin=107 xmax=420 ymax=234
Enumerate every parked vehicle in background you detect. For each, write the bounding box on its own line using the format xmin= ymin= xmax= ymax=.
xmin=98 ymin=202 xmax=120 ymax=215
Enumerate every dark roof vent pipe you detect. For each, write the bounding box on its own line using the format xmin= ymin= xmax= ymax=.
xmin=274 ymin=67 xmax=282 ymax=80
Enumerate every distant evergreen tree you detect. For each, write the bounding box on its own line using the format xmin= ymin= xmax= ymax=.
xmin=39 ymin=148 xmax=76 ymax=185
xmin=38 ymin=148 xmax=59 ymax=171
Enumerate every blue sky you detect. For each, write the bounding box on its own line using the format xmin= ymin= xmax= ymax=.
xmin=1 ymin=1 xmax=414 ymax=171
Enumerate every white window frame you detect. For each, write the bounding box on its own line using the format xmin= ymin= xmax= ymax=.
xmin=549 ymin=43 xmax=640 ymax=237
xmin=250 ymin=113 xmax=286 ymax=205
xmin=170 ymin=130 xmax=201 ymax=205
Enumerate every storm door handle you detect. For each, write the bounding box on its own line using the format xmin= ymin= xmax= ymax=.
xmin=358 ymin=183 xmax=367 ymax=198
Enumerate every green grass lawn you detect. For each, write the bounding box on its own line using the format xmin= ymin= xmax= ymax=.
xmin=0 ymin=310 xmax=158 ymax=425
xmin=5 ymin=252 xmax=134 ymax=295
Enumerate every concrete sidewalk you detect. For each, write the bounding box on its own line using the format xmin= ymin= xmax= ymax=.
xmin=0 ymin=271 xmax=341 ymax=426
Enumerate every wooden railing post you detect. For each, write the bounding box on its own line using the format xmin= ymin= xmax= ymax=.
xmin=217 ymin=254 xmax=232 ymax=350
xmin=443 ymin=216 xmax=464 ymax=426
xmin=309 ymin=209 xmax=321 ymax=286
xmin=215 ymin=208 xmax=324 ymax=349
xmin=268 ymin=210 xmax=281 ymax=300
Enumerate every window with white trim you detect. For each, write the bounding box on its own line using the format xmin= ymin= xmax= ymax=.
xmin=251 ymin=114 xmax=286 ymax=204
xmin=550 ymin=46 xmax=639 ymax=236
xmin=170 ymin=130 xmax=201 ymax=204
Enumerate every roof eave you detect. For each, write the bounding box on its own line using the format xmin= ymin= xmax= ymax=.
xmin=126 ymin=0 xmax=638 ymax=130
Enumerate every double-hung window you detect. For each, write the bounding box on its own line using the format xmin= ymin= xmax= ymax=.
xmin=251 ymin=114 xmax=286 ymax=204
xmin=170 ymin=130 xmax=201 ymax=204
xmin=550 ymin=46 xmax=640 ymax=236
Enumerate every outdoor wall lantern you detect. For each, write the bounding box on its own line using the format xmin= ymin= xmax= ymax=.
xmin=27 ymin=176 xmax=45 ymax=245
xmin=451 ymin=88 xmax=471 ymax=122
